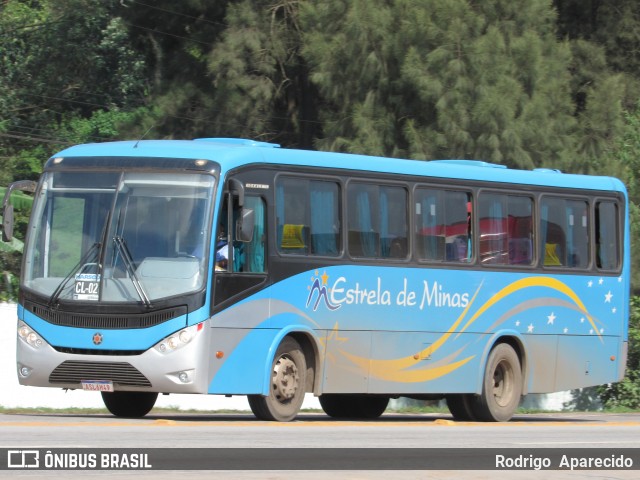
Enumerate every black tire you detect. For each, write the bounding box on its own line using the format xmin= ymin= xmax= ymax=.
xmin=101 ymin=391 xmax=158 ymax=418
xmin=470 ymin=343 xmax=522 ymax=422
xmin=320 ymin=394 xmax=389 ymax=419
xmin=445 ymin=394 xmax=477 ymax=421
xmin=248 ymin=337 xmax=307 ymax=422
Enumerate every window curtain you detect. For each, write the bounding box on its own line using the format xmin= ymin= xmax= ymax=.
xmin=380 ymin=188 xmax=390 ymax=257
xmin=310 ymin=182 xmax=338 ymax=255
xmin=246 ymin=196 xmax=265 ymax=272
xmin=486 ymin=196 xmax=504 ymax=264
xmin=276 ymin=184 xmax=285 ymax=249
xmin=566 ymin=204 xmax=575 ymax=266
xmin=356 ymin=189 xmax=376 ymax=256
xmin=540 ymin=202 xmax=549 ymax=264
xmin=419 ymin=192 xmax=439 ymax=260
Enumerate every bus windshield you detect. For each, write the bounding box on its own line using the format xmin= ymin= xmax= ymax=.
xmin=23 ymin=171 xmax=215 ymax=304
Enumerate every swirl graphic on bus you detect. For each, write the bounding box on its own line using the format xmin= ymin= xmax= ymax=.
xmin=306 ymin=270 xmax=341 ymax=312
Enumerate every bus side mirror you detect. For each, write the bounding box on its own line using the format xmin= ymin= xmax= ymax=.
xmin=2 ymin=180 xmax=36 ymax=242
xmin=1 ymin=204 xmax=14 ymax=242
xmin=236 ymin=208 xmax=255 ymax=242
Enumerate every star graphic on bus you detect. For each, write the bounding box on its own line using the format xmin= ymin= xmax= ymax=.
xmin=547 ymin=312 xmax=556 ymax=325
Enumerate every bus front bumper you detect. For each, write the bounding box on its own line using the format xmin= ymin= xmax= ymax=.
xmin=16 ymin=320 xmax=210 ymax=394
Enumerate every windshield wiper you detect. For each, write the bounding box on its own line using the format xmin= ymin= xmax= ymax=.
xmin=113 ymin=235 xmax=151 ymax=307
xmin=48 ymin=242 xmax=101 ymax=307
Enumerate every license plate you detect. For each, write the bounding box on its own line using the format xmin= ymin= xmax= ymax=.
xmin=74 ymin=273 xmax=100 ymax=301
xmin=81 ymin=380 xmax=114 ymax=392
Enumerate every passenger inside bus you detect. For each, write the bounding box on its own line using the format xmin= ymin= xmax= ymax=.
xmin=215 ymin=223 xmax=229 ymax=271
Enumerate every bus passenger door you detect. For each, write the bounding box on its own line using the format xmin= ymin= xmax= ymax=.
xmin=213 ymin=182 xmax=267 ymax=310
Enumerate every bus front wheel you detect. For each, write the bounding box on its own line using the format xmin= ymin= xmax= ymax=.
xmin=248 ymin=337 xmax=307 ymax=422
xmin=472 ymin=343 xmax=522 ymax=422
xmin=101 ymin=391 xmax=158 ymax=418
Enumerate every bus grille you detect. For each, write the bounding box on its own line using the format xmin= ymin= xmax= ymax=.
xmin=49 ymin=360 xmax=152 ymax=387
xmin=26 ymin=301 xmax=186 ymax=329
xmin=52 ymin=346 xmax=146 ymax=356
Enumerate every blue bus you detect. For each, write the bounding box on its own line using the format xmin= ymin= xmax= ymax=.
xmin=1 ymin=138 xmax=629 ymax=421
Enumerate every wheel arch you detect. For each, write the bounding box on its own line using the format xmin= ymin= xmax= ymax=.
xmin=261 ymin=326 xmax=322 ymax=396
xmin=479 ymin=331 xmax=528 ymax=396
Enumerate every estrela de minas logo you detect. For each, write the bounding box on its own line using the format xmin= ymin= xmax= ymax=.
xmin=306 ymin=270 xmax=340 ymax=312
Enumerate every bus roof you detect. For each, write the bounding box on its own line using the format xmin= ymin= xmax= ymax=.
xmin=51 ymin=138 xmax=627 ymax=193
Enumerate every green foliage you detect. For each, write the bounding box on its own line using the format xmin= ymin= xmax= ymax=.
xmin=597 ymin=102 xmax=640 ymax=292
xmin=611 ymin=104 xmax=640 ymax=204
xmin=0 ymin=0 xmax=148 ymax=155
xmin=563 ymin=387 xmax=602 ymax=412
xmin=56 ymin=107 xmax=151 ymax=145
xmin=205 ymin=0 xmax=318 ymax=147
xmin=0 ymin=251 xmax=20 ymax=302
xmin=555 ymin=0 xmax=640 ymax=81
xmin=112 ymin=0 xmax=228 ymax=140
xmin=0 ymin=185 xmax=32 ymax=301
xmin=301 ymin=0 xmax=405 ymax=156
xmin=554 ymin=0 xmax=639 ymax=171
xmin=1 ymin=0 xmax=640 ymax=305
xmin=598 ymin=297 xmax=640 ymax=409
xmin=301 ymin=0 xmax=580 ymax=168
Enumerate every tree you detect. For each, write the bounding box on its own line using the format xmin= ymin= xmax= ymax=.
xmin=0 ymin=0 xmax=148 ymax=180
xmin=555 ymin=0 xmax=640 ymax=80
xmin=113 ymin=0 xmax=230 ymax=139
xmin=595 ymin=103 xmax=640 ymax=292
xmin=301 ymin=0 xmax=580 ymax=169
xmin=598 ymin=296 xmax=640 ymax=409
xmin=0 ymin=0 xmax=149 ymax=299
xmin=0 ymin=188 xmax=32 ymax=301
xmin=554 ymin=0 xmax=636 ymax=171
xmin=205 ymin=0 xmax=319 ymax=147
xmin=301 ymin=0 xmax=406 ymax=156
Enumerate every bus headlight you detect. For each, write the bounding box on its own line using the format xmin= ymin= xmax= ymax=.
xmin=155 ymin=322 xmax=204 ymax=354
xmin=17 ymin=321 xmax=44 ymax=348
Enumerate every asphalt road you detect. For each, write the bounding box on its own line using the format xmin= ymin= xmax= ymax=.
xmin=1 ymin=411 xmax=639 ymax=479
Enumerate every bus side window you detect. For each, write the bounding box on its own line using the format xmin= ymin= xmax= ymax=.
xmin=566 ymin=200 xmax=589 ymax=268
xmin=540 ymin=197 xmax=565 ymax=267
xmin=541 ymin=197 xmax=589 ymax=269
xmin=596 ymin=200 xmax=619 ymax=270
xmin=415 ymin=189 xmax=472 ymax=263
xmin=507 ymin=197 xmax=533 ymax=265
xmin=479 ymin=193 xmax=533 ymax=266
xmin=276 ymin=177 xmax=340 ymax=257
xmin=348 ymin=183 xmax=379 ymax=257
xmin=347 ymin=183 xmax=407 ymax=259
xmin=380 ymin=186 xmax=408 ymax=259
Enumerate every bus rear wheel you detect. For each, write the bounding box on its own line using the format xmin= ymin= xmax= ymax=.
xmin=248 ymin=337 xmax=307 ymax=422
xmin=319 ymin=394 xmax=389 ymax=419
xmin=472 ymin=343 xmax=522 ymax=422
xmin=101 ymin=391 xmax=158 ymax=418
